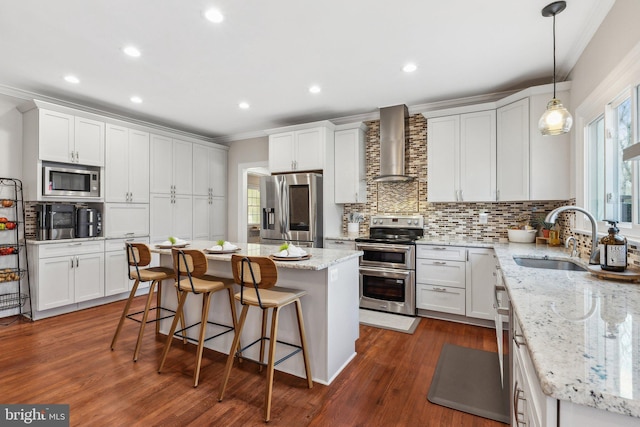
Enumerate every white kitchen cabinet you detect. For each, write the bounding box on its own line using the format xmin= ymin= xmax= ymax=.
xmin=324 ymin=239 xmax=356 ymax=250
xmin=192 ymin=195 xmax=226 ymax=241
xmin=150 ymin=193 xmax=192 ymax=243
xmin=427 ymin=110 xmax=496 ymax=202
xmin=210 ymin=196 xmax=227 ymax=240
xmin=268 ymin=126 xmax=327 ymax=173
xmin=105 ymin=124 xmax=149 ymax=203
xmin=465 ymin=248 xmax=496 ymax=320
xmin=150 ymin=134 xmax=193 ymax=195
xmin=35 ymin=109 xmax=105 ymax=166
xmin=416 ymin=245 xmax=467 ymax=315
xmin=416 ymin=284 xmax=466 ymax=315
xmin=497 ymin=98 xmax=530 ymax=201
xmin=33 ymin=240 xmax=105 ymax=311
xmin=334 ymin=123 xmax=367 ymax=204
xmin=192 ymin=143 xmax=227 ymax=197
xmin=104 ymin=237 xmax=150 ymax=296
xmin=103 ymin=203 xmax=149 ymax=238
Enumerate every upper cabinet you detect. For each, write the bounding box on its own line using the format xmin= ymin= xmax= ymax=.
xmin=37 ymin=109 xmax=104 ymax=166
xmin=149 ymin=134 xmax=193 ymax=195
xmin=427 ymin=110 xmax=496 ymax=202
xmin=105 ymin=124 xmax=149 ymax=203
xmin=268 ymin=124 xmax=332 ymax=173
xmin=334 ymin=123 xmax=367 ymax=204
xmin=497 ymin=98 xmax=530 ymax=201
xmin=192 ymin=143 xmax=227 ymax=197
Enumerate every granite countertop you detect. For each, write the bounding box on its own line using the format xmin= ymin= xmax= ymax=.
xmin=151 ymin=241 xmax=362 ymax=271
xmin=325 ymin=234 xmax=363 ymax=241
xmin=415 ymin=236 xmax=497 ymax=248
xmin=493 ymin=243 xmax=640 ymax=418
xmin=26 ymin=237 xmax=106 ymax=245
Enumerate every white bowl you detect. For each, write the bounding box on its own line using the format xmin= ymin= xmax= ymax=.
xmin=507 ymin=229 xmax=537 ymax=243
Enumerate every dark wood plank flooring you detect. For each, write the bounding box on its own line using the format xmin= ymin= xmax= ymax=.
xmin=0 ymin=296 xmax=507 ymax=426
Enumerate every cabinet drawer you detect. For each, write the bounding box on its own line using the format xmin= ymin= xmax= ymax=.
xmin=416 ymin=259 xmax=465 ymax=288
xmin=324 ymin=239 xmax=356 ymax=250
xmin=105 ymin=237 xmax=150 ymax=252
xmin=416 ymin=284 xmax=466 ymax=315
xmin=416 ymin=245 xmax=466 ymax=261
xmin=38 ymin=240 xmax=105 ymax=258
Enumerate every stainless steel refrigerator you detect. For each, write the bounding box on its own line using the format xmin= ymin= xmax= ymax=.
xmin=260 ymin=173 xmax=323 ymax=247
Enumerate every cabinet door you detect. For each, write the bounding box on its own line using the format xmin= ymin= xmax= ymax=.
xmin=75 ymin=116 xmax=105 ymax=166
xmin=497 ymin=98 xmax=529 ymax=201
xmin=192 ymin=195 xmax=210 ymax=240
xmin=150 ymin=193 xmax=173 ymax=241
xmin=192 ymin=144 xmax=210 ymax=196
xmin=334 ymin=128 xmax=363 ymax=203
xmin=416 ymin=260 xmax=466 ymax=288
xmin=172 ymin=139 xmax=193 ymax=195
xmin=74 ymin=252 xmax=104 ymax=302
xmin=104 ymin=203 xmax=149 ymax=238
xmin=105 ymin=124 xmax=130 ymax=203
xmin=416 ymin=284 xmax=465 ymax=315
xmin=427 ymin=116 xmax=459 ymax=202
xmin=211 ymin=196 xmax=226 ymax=240
xmin=150 ymin=134 xmax=174 ymax=193
xmin=38 ymin=256 xmax=73 ymax=310
xmin=465 ymin=248 xmax=497 ymax=320
xmin=105 ymin=250 xmax=129 ymax=296
xmin=296 ymin=127 xmax=324 ymax=171
xmin=269 ymin=132 xmax=295 ymax=173
xmin=128 ymin=130 xmax=150 ymax=202
xmin=210 ymin=148 xmax=227 ymax=197
xmin=173 ymin=194 xmax=193 ymax=241
xmin=459 ymin=110 xmax=496 ymax=202
xmin=39 ymin=109 xmax=74 ymax=163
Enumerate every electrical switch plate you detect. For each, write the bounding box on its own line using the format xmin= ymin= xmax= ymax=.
xmin=479 ymin=213 xmax=488 ymax=224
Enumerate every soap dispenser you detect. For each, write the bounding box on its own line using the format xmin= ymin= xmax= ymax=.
xmin=599 ymin=220 xmax=627 ymax=272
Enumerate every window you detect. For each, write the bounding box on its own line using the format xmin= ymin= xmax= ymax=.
xmin=247 ymin=186 xmax=260 ymax=225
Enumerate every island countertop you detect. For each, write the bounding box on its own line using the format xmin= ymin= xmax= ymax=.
xmin=151 ymin=241 xmax=362 ymax=271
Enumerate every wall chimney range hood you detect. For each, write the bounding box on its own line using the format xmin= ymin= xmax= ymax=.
xmin=373 ymin=104 xmax=414 ymax=182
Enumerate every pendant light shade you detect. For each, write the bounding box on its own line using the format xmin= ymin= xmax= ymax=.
xmin=539 ymin=1 xmax=572 ymax=136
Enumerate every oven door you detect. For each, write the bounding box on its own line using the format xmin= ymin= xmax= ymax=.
xmin=356 ymin=243 xmax=415 ymax=269
xmin=359 ymin=266 xmax=415 ymax=316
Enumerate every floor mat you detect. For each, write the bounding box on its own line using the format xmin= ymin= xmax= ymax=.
xmin=358 ymin=309 xmax=421 ymax=334
xmin=427 ymin=343 xmax=510 ymax=424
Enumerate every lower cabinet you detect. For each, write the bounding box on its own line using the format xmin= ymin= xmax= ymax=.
xmin=465 ymin=248 xmax=497 ymax=320
xmin=416 ymin=284 xmax=465 ymax=315
xmin=33 ymin=240 xmax=105 ymax=311
xmin=104 ymin=237 xmax=150 ymax=296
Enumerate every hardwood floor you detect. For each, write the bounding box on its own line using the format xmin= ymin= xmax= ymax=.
xmin=0 ymin=297 xmax=507 ymax=426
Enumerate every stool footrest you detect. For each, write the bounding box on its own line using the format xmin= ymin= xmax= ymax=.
xmin=125 ymin=306 xmax=177 ymax=324
xmin=173 ymin=321 xmax=234 ymax=344
xmin=236 ymin=337 xmax=303 ymax=367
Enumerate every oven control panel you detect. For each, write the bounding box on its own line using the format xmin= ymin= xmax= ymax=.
xmin=370 ymin=215 xmax=423 ymax=228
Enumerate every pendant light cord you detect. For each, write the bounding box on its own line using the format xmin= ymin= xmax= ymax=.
xmin=552 ymin=13 xmax=557 ymax=98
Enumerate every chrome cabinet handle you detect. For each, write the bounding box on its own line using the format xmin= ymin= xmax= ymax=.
xmin=514 ymin=330 xmax=526 ymax=348
xmin=433 ymin=261 xmax=447 ymax=265
xmin=76 ymin=256 xmax=79 ymax=267
xmin=70 ymin=258 xmax=74 ymax=269
xmin=75 ymin=151 xmax=79 ymax=162
xmin=433 ymin=287 xmax=447 ymax=292
xmin=513 ymin=381 xmax=526 ymax=426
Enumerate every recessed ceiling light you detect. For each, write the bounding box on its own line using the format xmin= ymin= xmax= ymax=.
xmin=123 ymin=45 xmax=141 ymax=57
xmin=130 ymin=96 xmax=143 ymax=104
xmin=64 ymin=75 xmax=80 ymax=84
xmin=204 ymin=8 xmax=224 ymax=23
xmin=309 ymin=85 xmax=321 ymax=94
xmin=238 ymin=102 xmax=250 ymax=109
xmin=403 ymin=63 xmax=417 ymax=73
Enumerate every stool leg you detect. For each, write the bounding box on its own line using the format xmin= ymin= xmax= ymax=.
xmin=218 ymin=303 xmax=249 ymax=402
xmin=226 ymin=287 xmax=241 ymax=360
xmin=258 ymin=308 xmax=268 ymax=372
xmin=133 ymin=280 xmax=158 ymax=362
xmin=294 ymin=299 xmax=313 ymax=388
xmin=158 ymin=290 xmax=188 ymax=374
xmin=110 ymin=278 xmax=141 ymax=350
xmin=177 ymin=288 xmax=187 ymax=344
xmin=193 ymin=291 xmax=213 ymax=388
xmin=155 ymin=279 xmax=163 ymax=334
xmin=264 ymin=306 xmax=280 ymax=422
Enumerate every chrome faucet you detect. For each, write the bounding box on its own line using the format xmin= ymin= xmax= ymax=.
xmin=546 ymin=206 xmax=600 ymax=264
xmin=565 ymin=236 xmax=578 ymax=258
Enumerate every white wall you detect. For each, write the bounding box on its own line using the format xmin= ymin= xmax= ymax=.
xmin=0 ymin=94 xmax=23 ymax=180
xmin=226 ymin=136 xmax=268 ymax=241
xmin=568 ymin=0 xmax=640 ymax=108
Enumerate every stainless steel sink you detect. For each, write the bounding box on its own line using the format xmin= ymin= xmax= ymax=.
xmin=513 ymin=257 xmax=587 ymax=271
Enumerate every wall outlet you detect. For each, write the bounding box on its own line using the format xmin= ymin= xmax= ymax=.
xmin=479 ymin=213 xmax=488 ymax=224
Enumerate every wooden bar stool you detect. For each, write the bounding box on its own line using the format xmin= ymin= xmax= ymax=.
xmin=218 ymin=255 xmax=313 ymax=422
xmin=158 ymin=249 xmax=238 ymax=387
xmin=110 ymin=243 xmax=178 ymax=362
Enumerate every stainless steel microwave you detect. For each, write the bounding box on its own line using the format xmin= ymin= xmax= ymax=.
xmin=42 ymin=163 xmax=101 ymax=197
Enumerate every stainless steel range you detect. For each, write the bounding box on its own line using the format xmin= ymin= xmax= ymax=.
xmin=355 ymin=215 xmax=424 ymax=316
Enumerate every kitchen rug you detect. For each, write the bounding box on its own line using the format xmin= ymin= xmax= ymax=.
xmin=427 ymin=343 xmax=509 ymax=423
xmin=358 ymin=309 xmax=421 ymax=334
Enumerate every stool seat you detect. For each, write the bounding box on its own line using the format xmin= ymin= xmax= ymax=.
xmin=234 ymin=286 xmax=306 ymax=308
xmin=176 ymin=275 xmax=234 ymax=293
xmin=131 ymin=266 xmax=174 ymax=282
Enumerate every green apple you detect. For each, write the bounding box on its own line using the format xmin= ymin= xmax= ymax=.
xmin=168 ymin=236 xmax=177 ymax=244
xmin=217 ymin=239 xmax=225 ymax=246
xmin=279 ymin=242 xmax=289 ymax=251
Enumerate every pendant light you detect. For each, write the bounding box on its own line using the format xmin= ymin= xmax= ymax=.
xmin=538 ymin=1 xmax=573 ymax=136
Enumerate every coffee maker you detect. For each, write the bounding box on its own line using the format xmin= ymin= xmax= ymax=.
xmin=75 ymin=208 xmax=102 ymax=238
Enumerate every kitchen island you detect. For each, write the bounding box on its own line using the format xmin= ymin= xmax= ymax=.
xmin=151 ymin=241 xmax=362 ymax=385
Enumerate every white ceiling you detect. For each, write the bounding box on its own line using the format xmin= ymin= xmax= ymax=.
xmin=0 ymin=1 xmax=614 ymax=142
